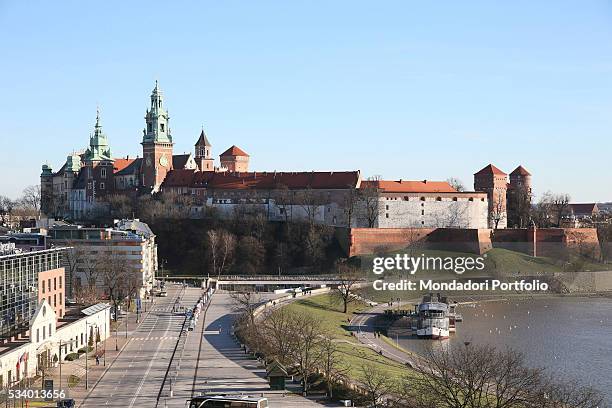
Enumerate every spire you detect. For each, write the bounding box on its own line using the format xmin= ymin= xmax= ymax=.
xmin=86 ymin=108 xmax=112 ymax=162
xmin=195 ymin=128 xmax=212 ymax=147
xmin=143 ymin=80 xmax=172 ymax=144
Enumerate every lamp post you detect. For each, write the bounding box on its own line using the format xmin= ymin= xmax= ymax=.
xmin=85 ymin=320 xmax=89 ymax=390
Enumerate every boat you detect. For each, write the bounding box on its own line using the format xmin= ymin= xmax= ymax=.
xmin=416 ymin=294 xmax=450 ymax=339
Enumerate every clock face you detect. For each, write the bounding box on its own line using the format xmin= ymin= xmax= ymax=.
xmin=159 ymin=155 xmax=168 ymax=167
xmin=145 ymin=156 xmax=152 ymax=167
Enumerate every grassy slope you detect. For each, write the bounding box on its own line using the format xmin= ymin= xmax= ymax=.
xmin=283 ymin=294 xmax=412 ymax=381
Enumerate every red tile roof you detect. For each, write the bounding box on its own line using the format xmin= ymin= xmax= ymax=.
xmin=361 ymin=180 xmax=457 ymax=193
xmin=220 ymin=145 xmax=249 ymax=157
xmin=474 ymin=164 xmax=507 ymax=176
xmin=569 ymin=203 xmax=598 ymax=216
xmin=510 ymin=165 xmax=531 ymax=176
xmin=162 ymin=170 xmax=360 ymax=190
xmin=113 ymin=158 xmax=135 ymax=173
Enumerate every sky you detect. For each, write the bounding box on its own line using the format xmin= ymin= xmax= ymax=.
xmin=0 ymin=1 xmax=611 ymax=202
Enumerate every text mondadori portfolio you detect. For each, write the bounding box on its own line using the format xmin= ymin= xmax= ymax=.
xmin=372 ymin=279 xmax=549 ymax=292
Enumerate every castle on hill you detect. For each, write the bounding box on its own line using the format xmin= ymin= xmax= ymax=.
xmin=41 ymin=82 xmax=530 ymax=229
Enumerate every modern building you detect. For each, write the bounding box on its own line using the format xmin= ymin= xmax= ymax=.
xmin=47 ymin=219 xmax=157 ymax=299
xmin=0 ymin=246 xmax=66 ymax=342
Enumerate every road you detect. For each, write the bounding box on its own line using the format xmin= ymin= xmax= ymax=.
xmin=81 ymin=284 xmax=203 ymax=407
xmin=83 ymin=288 xmax=323 ymax=407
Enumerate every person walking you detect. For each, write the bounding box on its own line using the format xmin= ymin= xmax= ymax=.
xmin=95 ymin=355 xmax=100 ymax=366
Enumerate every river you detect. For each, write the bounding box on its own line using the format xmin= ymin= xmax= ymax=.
xmin=397 ymin=296 xmax=612 ymax=403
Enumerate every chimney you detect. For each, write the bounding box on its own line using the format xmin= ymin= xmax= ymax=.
xmin=423 ymin=179 xmax=427 ymax=184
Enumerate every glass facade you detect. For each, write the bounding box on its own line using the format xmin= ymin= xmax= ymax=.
xmin=0 ymin=249 xmax=63 ymax=340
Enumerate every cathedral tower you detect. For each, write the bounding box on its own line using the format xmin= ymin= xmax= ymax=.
xmin=195 ymin=129 xmax=214 ymax=171
xmin=142 ymin=81 xmax=174 ymax=191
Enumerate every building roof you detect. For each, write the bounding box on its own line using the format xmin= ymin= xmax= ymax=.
xmin=510 ymin=165 xmax=531 ymax=176
xmin=114 ymin=158 xmax=142 ymax=176
xmin=81 ymin=303 xmax=110 ymax=316
xmin=113 ymin=158 xmax=135 ymax=173
xmin=220 ymin=145 xmax=249 ymax=157
xmin=569 ymin=203 xmax=598 ymax=216
xmin=172 ymin=154 xmax=192 ymax=169
xmin=195 ymin=129 xmax=211 ymax=147
xmin=162 ymin=170 xmax=360 ymax=190
xmin=360 ymin=180 xmax=457 ymax=193
xmin=475 ymin=164 xmax=507 ymax=176
xmin=115 ymin=219 xmax=155 ymax=237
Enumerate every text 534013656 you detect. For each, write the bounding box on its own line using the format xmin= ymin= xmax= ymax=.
xmin=8 ymin=389 xmax=66 ymax=399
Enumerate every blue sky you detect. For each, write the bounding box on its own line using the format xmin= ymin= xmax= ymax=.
xmin=1 ymin=1 xmax=611 ymax=201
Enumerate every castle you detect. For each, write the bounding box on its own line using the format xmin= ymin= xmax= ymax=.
xmin=41 ymin=82 xmax=530 ymax=230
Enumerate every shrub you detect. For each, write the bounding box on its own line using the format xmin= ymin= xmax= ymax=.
xmin=64 ymin=353 xmax=80 ymax=361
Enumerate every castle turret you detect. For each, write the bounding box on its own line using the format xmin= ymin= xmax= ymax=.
xmin=40 ymin=164 xmax=54 ymax=217
xmin=508 ymin=165 xmax=532 ymax=228
xmin=195 ymin=129 xmax=214 ymax=171
xmin=220 ymin=145 xmax=249 ymax=173
xmin=474 ymin=164 xmax=508 ymax=229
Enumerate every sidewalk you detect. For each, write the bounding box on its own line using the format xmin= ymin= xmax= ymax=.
xmin=29 ymin=299 xmax=157 ymax=405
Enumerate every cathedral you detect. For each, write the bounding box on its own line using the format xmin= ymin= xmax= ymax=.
xmin=41 ymin=82 xmax=250 ymax=219
xmin=41 ymin=82 xmax=529 ymax=231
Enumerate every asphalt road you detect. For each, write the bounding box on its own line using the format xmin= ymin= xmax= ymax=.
xmin=81 ymin=284 xmax=203 ymax=408
xmin=82 ymin=289 xmax=323 ymax=407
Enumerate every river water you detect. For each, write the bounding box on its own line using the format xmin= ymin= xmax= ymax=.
xmin=397 ymin=296 xmax=612 ymax=403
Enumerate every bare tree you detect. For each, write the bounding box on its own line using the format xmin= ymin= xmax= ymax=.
xmin=62 ymin=243 xmax=87 ymax=298
xmin=20 ymin=185 xmax=42 ymax=216
xmin=319 ymin=333 xmax=348 ymax=400
xmin=262 ymin=307 xmax=297 ymax=367
xmin=295 ymin=188 xmax=323 ymax=227
xmin=401 ymin=343 xmax=603 ymax=408
xmin=230 ymin=291 xmax=261 ymax=326
xmin=360 ymin=363 xmax=396 ymax=408
xmin=0 ymin=195 xmax=15 ymax=226
xmin=359 ymin=176 xmax=382 ymax=228
xmin=490 ymin=192 xmax=506 ymax=230
xmin=342 ymin=186 xmax=360 ymax=227
xmin=332 ymin=260 xmax=362 ymax=313
xmin=446 ymin=177 xmax=465 ymax=192
xmin=207 ymin=229 xmax=236 ymax=277
xmin=288 ymin=311 xmax=324 ymax=395
xmin=101 ymin=254 xmax=130 ymax=321
xmin=536 ymin=191 xmax=571 ymax=228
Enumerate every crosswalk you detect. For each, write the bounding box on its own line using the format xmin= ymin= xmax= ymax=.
xmin=131 ymin=336 xmax=178 ymax=341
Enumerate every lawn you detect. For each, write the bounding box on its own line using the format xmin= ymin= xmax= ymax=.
xmin=282 ymin=294 xmax=412 ymax=381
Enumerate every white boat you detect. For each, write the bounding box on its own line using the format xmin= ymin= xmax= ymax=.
xmin=416 ymin=294 xmax=450 ymax=339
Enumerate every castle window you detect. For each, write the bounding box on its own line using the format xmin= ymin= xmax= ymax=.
xmin=420 ymin=197 xmax=425 ymax=201
xmin=469 ymin=197 xmax=474 ymax=201
xmin=385 ymin=205 xmax=389 ymax=210
xmin=100 ymin=182 xmax=105 ymax=190
xmin=385 ymin=213 xmax=389 ymax=218
xmin=481 ymin=198 xmax=485 ymax=202
xmin=436 ymin=197 xmax=442 ymax=201
xmin=421 ymin=210 xmax=425 ymax=216
xmin=404 ymin=196 xmax=409 ymax=201
xmin=147 ymin=123 xmax=152 ymax=133
xmin=160 ymin=123 xmax=165 ymax=132
xmin=422 ymin=221 xmax=425 ymax=225
xmin=453 ymin=197 xmax=458 ymax=201
xmin=101 ymin=168 xmax=107 ymax=178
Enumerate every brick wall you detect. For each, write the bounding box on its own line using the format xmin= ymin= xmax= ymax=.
xmin=341 ymin=227 xmax=600 ymax=259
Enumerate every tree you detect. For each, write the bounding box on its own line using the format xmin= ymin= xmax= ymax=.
xmin=332 ymin=260 xmax=362 ymax=313
xmin=288 ymin=311 xmax=324 ymax=395
xmin=535 ymin=191 xmax=571 ymax=228
xmin=490 ymin=192 xmax=506 ymax=230
xmin=229 ymin=291 xmax=261 ymax=326
xmin=319 ymin=333 xmax=347 ymax=400
xmin=0 ymin=195 xmax=15 ymax=226
xmin=262 ymin=307 xmax=297 ymax=367
xmin=446 ymin=177 xmax=465 ymax=192
xmin=342 ymin=186 xmax=360 ymax=227
xmin=236 ymin=236 xmax=265 ymax=274
xmin=360 ymin=363 xmax=395 ymax=408
xmin=401 ymin=343 xmax=603 ymax=408
xmin=88 ymin=326 xmax=94 ymax=348
xmin=62 ymin=244 xmax=87 ymax=298
xmin=207 ymin=229 xmax=236 ymax=277
xmin=358 ymin=175 xmax=382 ymax=228
xmin=20 ymin=185 xmax=42 ymax=216
xmin=101 ymin=254 xmax=130 ymax=321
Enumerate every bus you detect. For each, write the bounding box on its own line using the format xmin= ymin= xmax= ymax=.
xmin=187 ymin=395 xmax=269 ymax=408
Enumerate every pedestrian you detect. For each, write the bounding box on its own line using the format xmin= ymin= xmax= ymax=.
xmin=96 ymin=355 xmax=100 ymax=365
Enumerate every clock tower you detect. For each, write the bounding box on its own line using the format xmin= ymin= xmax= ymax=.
xmin=142 ymin=81 xmax=174 ymax=191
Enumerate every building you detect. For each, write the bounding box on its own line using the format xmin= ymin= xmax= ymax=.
xmin=0 ymin=300 xmax=109 ymax=391
xmin=41 ymin=82 xmax=250 ymax=220
xmin=41 ymin=82 xmax=495 ymax=229
xmin=47 ymin=219 xmax=157 ymax=298
xmin=474 ymin=164 xmax=532 ymax=229
xmin=0 ymin=246 xmax=66 ymax=343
